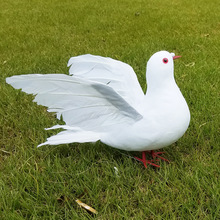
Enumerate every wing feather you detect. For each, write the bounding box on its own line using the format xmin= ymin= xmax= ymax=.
xmin=67 ymin=54 xmax=145 ymax=111
xmin=6 ymin=74 xmax=143 ymax=132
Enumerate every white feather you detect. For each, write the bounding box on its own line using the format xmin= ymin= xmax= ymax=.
xmin=67 ymin=54 xmax=144 ymax=111
xmin=38 ymin=129 xmax=100 ymax=147
xmin=6 ymin=74 xmax=142 ymax=132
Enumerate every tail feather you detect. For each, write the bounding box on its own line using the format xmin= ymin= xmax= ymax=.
xmin=38 ymin=129 xmax=100 ymax=147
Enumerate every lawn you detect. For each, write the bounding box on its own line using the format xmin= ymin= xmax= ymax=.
xmin=0 ymin=0 xmax=219 ymax=219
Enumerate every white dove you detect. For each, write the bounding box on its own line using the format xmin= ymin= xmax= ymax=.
xmin=6 ymin=51 xmax=190 ymax=168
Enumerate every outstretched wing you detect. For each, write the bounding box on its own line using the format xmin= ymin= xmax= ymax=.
xmin=6 ymin=74 xmax=143 ymax=132
xmin=67 ymin=54 xmax=144 ymax=111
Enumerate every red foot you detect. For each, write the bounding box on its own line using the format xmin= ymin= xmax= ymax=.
xmin=134 ymin=150 xmax=169 ymax=168
xmin=148 ymin=150 xmax=170 ymax=163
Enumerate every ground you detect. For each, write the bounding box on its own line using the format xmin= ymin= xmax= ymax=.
xmin=0 ymin=0 xmax=219 ymax=219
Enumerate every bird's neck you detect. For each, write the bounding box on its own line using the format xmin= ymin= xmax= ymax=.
xmin=146 ymin=77 xmax=177 ymax=96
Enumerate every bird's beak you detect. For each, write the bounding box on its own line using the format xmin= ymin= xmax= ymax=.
xmin=173 ymin=55 xmax=181 ymax=60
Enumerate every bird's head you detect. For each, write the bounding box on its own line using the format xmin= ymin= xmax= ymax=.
xmin=146 ymin=51 xmax=181 ymax=89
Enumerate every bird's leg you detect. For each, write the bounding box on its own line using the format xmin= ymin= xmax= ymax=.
xmin=148 ymin=150 xmax=170 ymax=163
xmin=134 ymin=151 xmax=160 ymax=168
xmin=134 ymin=150 xmax=169 ymax=168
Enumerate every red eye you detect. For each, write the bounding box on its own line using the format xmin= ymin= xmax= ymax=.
xmin=163 ymin=58 xmax=168 ymax=64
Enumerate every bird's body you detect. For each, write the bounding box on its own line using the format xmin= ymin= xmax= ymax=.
xmin=102 ymin=84 xmax=190 ymax=151
xmin=6 ymin=51 xmax=190 ymax=167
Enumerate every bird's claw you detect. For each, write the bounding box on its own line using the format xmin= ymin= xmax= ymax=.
xmin=148 ymin=151 xmax=170 ymax=163
xmin=134 ymin=156 xmax=160 ymax=168
xmin=134 ymin=150 xmax=169 ymax=168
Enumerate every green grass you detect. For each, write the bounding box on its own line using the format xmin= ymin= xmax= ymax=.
xmin=0 ymin=0 xmax=220 ymax=219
